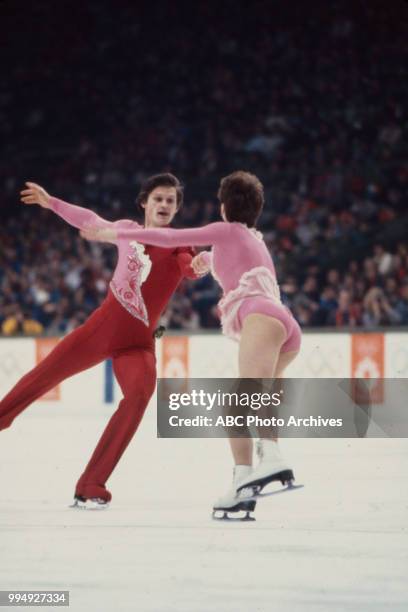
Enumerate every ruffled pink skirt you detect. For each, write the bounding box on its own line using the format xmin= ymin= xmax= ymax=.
xmin=218 ymin=267 xmax=301 ymax=352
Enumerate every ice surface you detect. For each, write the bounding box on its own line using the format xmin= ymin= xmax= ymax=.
xmin=1 ymin=399 xmax=407 ymax=612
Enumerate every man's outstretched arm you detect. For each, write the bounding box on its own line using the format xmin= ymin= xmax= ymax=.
xmin=20 ymin=182 xmax=118 ymax=230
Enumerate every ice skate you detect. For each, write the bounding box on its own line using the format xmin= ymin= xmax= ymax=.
xmin=236 ymin=440 xmax=302 ymax=499
xmin=69 ymin=495 xmax=110 ymax=510
xmin=212 ymin=465 xmax=256 ymax=521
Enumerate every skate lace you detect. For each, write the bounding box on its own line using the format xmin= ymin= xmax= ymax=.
xmin=238 ymin=487 xmax=254 ymax=500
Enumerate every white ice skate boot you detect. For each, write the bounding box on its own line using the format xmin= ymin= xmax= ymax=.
xmin=70 ymin=496 xmax=110 ymax=510
xmin=236 ymin=440 xmax=295 ymax=495
xmin=212 ymin=465 xmax=256 ymax=521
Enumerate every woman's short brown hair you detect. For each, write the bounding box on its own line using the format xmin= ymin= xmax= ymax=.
xmin=218 ymin=171 xmax=264 ymax=227
xmin=136 ymin=173 xmax=184 ymax=209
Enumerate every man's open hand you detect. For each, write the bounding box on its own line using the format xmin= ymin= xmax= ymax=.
xmin=20 ymin=182 xmax=52 ymax=208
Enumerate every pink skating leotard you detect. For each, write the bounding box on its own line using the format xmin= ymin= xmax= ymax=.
xmin=116 ymin=222 xmax=301 ymax=352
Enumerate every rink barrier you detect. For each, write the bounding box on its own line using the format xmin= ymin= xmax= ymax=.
xmin=0 ymin=332 xmax=406 ymax=405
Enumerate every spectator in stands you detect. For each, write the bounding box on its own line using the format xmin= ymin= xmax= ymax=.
xmin=329 ymin=289 xmax=361 ymax=327
xmin=1 ymin=1 xmax=407 ymax=334
xmin=1 ymin=306 xmax=44 ymax=336
xmin=373 ymin=244 xmax=394 ymax=276
xmin=362 ymin=287 xmax=401 ymax=327
xmin=396 ymin=282 xmax=408 ymax=324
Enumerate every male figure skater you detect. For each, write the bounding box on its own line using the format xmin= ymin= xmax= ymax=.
xmin=0 ymin=174 xmax=198 ymax=508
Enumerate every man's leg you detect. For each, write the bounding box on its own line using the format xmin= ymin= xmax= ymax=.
xmin=75 ymin=347 xmax=156 ymax=502
xmin=0 ymin=316 xmax=110 ymax=430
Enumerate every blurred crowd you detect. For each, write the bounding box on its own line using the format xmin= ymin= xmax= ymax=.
xmin=1 ymin=0 xmax=407 ymax=335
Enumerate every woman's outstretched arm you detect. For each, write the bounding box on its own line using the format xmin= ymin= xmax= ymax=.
xmin=80 ymin=222 xmax=229 ymax=248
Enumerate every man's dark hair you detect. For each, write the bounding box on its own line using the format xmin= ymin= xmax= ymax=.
xmin=218 ymin=171 xmax=264 ymax=227
xmin=136 ymin=173 xmax=184 ymax=209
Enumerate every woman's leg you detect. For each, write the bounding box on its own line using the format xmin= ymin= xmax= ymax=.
xmin=238 ymin=313 xmax=287 ymax=378
xmin=228 ymin=313 xmax=287 ymax=464
xmin=214 ymin=314 xmax=290 ymax=512
xmin=233 ymin=318 xmax=301 ymax=495
xmin=274 ymin=350 xmax=299 ymax=377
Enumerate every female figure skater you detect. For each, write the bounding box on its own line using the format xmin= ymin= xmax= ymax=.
xmin=82 ymin=171 xmax=302 ymax=517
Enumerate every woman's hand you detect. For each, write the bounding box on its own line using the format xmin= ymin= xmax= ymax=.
xmin=80 ymin=226 xmax=117 ymax=244
xmin=191 ymin=252 xmax=210 ymax=276
xmin=20 ymin=182 xmax=52 ymax=208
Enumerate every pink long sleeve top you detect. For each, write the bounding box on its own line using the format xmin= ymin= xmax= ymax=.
xmin=116 ymin=222 xmax=277 ymax=295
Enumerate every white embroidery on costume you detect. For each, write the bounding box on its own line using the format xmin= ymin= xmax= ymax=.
xmin=129 ymin=241 xmax=152 ymax=284
xmin=110 ymin=241 xmax=152 ymax=326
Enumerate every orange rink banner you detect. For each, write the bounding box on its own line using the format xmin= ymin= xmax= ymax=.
xmin=35 ymin=338 xmax=61 ymax=401
xmin=351 ymin=333 xmax=384 ymax=403
xmin=161 ymin=336 xmax=189 ymax=379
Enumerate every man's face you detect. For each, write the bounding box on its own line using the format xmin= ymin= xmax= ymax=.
xmin=142 ymin=186 xmax=178 ymax=227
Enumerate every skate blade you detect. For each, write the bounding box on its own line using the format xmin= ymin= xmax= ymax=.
xmin=246 ymin=481 xmax=304 ymax=502
xmin=212 ymin=509 xmax=255 ymax=522
xmin=237 ymin=469 xmax=295 ymax=493
xmin=212 ymin=498 xmax=256 ymax=513
xmin=69 ymin=499 xmax=110 ymax=511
